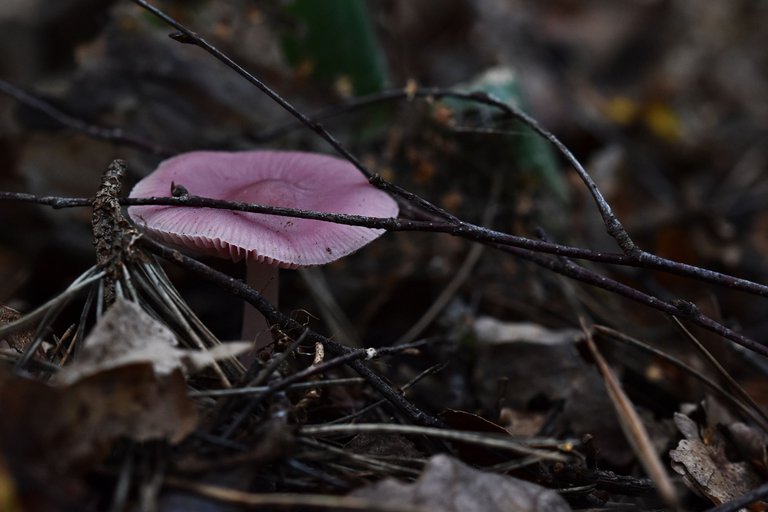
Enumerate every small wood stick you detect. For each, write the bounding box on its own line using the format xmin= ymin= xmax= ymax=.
xmin=92 ymin=159 xmax=140 ymax=306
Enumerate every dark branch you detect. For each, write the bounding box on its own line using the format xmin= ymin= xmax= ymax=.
xmin=3 ymin=188 xmax=768 ymax=303
xmin=131 ymin=0 xmax=471 ymax=225
xmin=56 ymin=192 xmax=768 ymax=298
xmin=0 ymin=79 xmax=175 ymax=157
xmin=497 ymin=244 xmax=768 ymax=357
xmin=253 ymin=86 xmax=639 ymax=255
xmin=0 ymin=191 xmax=91 ymax=208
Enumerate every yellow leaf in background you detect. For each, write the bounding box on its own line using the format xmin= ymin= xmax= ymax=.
xmin=333 ymin=75 xmax=354 ymax=98
xmin=644 ymin=101 xmax=681 ymax=143
xmin=0 ymin=457 xmax=21 ymax=512
xmin=603 ymin=97 xmax=681 ymax=143
xmin=604 ymin=96 xmax=639 ymax=125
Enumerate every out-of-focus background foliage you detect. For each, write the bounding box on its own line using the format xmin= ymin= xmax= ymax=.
xmin=0 ymin=4 xmax=768 ymax=508
xmin=1 ymin=0 xmax=768 ymax=428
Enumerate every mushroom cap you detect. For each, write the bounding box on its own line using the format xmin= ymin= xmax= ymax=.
xmin=128 ymin=150 xmax=398 ymax=267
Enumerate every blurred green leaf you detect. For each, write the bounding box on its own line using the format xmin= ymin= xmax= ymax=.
xmin=446 ymin=67 xmax=569 ymax=204
xmin=281 ymin=0 xmax=389 ymax=95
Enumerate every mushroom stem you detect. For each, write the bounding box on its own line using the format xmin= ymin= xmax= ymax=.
xmin=242 ymin=263 xmax=279 ymax=349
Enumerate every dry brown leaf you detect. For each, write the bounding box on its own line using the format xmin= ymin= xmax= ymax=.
xmin=351 ymin=454 xmax=572 ymax=512
xmin=728 ymin=422 xmax=768 ymax=474
xmin=0 ymin=363 xmax=197 ymax=508
xmin=1 ymin=364 xmax=197 ymax=466
xmin=56 ymin=297 xmax=249 ymax=385
xmin=65 ymin=364 xmax=197 ymax=446
xmin=472 ymin=316 xmax=631 ymax=466
xmin=670 ymin=412 xmax=763 ymax=507
xmin=499 ymin=407 xmax=547 ymax=437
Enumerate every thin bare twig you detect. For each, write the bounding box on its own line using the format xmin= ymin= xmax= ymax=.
xmin=580 ymin=320 xmax=679 ymax=510
xmin=4 ymin=188 xmax=764 ymax=356
xmin=253 ymin=84 xmax=636 ymax=254
xmin=140 ymin=236 xmax=444 ymax=428
xmin=498 ymin=244 xmax=768 ymax=357
xmin=6 ymin=189 xmax=766 ymax=299
xmin=163 ymin=476 xmax=423 ymax=512
xmin=396 ymin=174 xmax=500 ymax=344
xmin=669 ymin=317 xmax=768 ymax=426
xmin=593 ymin=325 xmax=768 ymax=431
xmin=299 ymin=423 xmax=570 ymax=461
xmin=189 ymin=377 xmax=364 ymax=398
xmin=328 ymin=361 xmax=448 ymax=425
xmin=0 ymin=79 xmax=174 ymax=157
xmin=0 ymin=191 xmax=90 ymax=208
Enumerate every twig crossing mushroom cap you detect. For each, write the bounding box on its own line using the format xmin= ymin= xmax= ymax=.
xmin=128 ymin=150 xmax=398 ymax=267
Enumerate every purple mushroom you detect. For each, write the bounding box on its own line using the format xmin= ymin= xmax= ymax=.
xmin=128 ymin=150 xmax=398 ymax=348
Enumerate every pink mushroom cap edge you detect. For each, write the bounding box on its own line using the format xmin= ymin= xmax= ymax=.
xmin=128 ymin=150 xmax=399 ymax=268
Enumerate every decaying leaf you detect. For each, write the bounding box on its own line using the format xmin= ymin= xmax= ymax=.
xmin=727 ymin=422 xmax=768 ymax=475
xmin=471 ymin=316 xmax=631 ymax=466
xmin=1 ymin=364 xmax=197 ymax=466
xmin=56 ymin=297 xmax=249 ymax=385
xmin=0 ymin=363 xmax=197 ymax=508
xmin=351 ymin=454 xmax=572 ymax=512
xmin=66 ymin=364 xmax=197 ymax=446
xmin=0 ymin=298 xmax=221 ymax=506
xmin=499 ymin=407 xmax=547 ymax=437
xmin=670 ymin=411 xmax=763 ymax=507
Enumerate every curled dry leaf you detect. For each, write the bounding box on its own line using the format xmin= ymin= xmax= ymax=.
xmin=56 ymin=297 xmax=250 ymax=385
xmin=670 ymin=411 xmax=764 ymax=507
xmin=351 ymin=454 xmax=572 ymax=512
